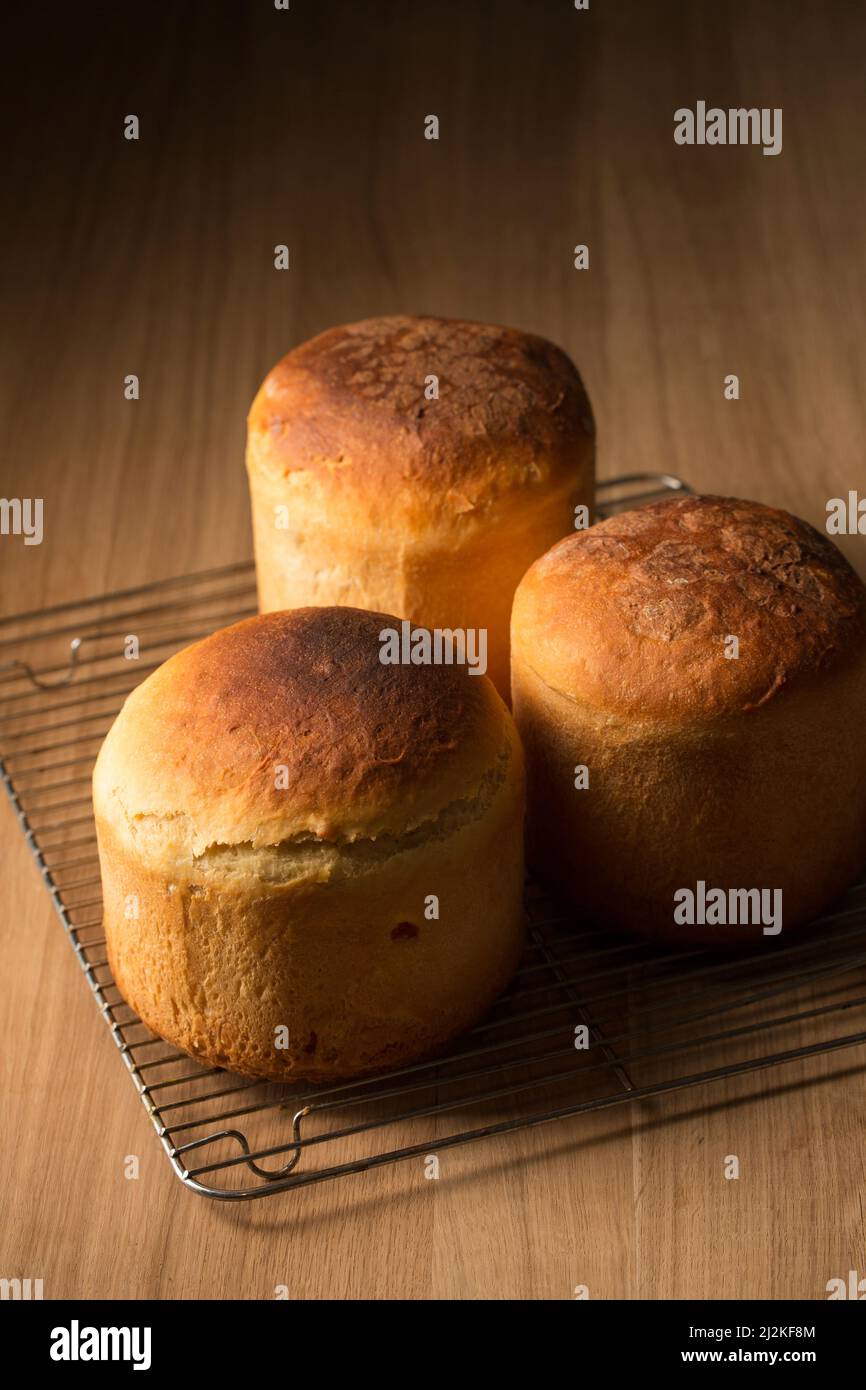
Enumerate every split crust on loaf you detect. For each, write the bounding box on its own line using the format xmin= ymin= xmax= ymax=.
xmin=95 ymin=607 xmax=527 ymax=1080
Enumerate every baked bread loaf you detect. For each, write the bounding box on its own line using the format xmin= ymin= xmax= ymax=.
xmin=246 ymin=315 xmax=595 ymax=698
xmin=94 ymin=608 xmax=525 ymax=1080
xmin=511 ymin=495 xmax=866 ymax=944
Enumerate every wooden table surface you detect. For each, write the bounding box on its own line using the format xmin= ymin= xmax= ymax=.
xmin=2 ymin=0 xmax=865 ymax=1300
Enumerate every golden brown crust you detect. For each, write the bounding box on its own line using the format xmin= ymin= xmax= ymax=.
xmin=246 ymin=315 xmax=595 ymax=521
xmin=94 ymin=609 xmax=527 ymax=1081
xmin=245 ymin=315 xmax=595 ymax=701
xmin=513 ymin=651 xmax=866 ymax=943
xmin=512 ymin=494 xmax=866 ymax=944
xmin=513 ymin=495 xmax=866 ymax=722
xmin=99 ymin=776 xmax=526 ymax=1082
xmin=93 ymin=608 xmax=510 ymax=856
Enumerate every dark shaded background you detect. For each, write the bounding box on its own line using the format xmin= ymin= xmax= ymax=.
xmin=2 ymin=0 xmax=864 ymax=617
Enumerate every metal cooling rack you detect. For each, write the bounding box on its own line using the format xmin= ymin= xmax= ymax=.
xmin=2 ymin=471 xmax=865 ymax=1200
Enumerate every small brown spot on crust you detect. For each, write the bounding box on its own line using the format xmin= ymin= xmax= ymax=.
xmin=303 ymin=1031 xmax=318 ymax=1054
xmin=391 ymin=921 xmax=419 ymax=941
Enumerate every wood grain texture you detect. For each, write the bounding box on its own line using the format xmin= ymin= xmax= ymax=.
xmin=1 ymin=0 xmax=864 ymax=1300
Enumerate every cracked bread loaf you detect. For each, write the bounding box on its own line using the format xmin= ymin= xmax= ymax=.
xmin=246 ymin=315 xmax=595 ymax=698
xmin=511 ymin=494 xmax=866 ymax=944
xmin=93 ymin=608 xmax=525 ymax=1080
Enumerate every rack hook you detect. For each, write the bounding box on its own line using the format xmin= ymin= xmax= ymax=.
xmin=0 ymin=637 xmax=83 ymax=690
xmin=219 ymin=1105 xmax=312 ymax=1182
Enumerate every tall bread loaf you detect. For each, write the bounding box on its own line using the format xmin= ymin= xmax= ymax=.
xmin=246 ymin=315 xmax=595 ymax=697
xmin=511 ymin=495 xmax=866 ymax=944
xmin=94 ymin=608 xmax=525 ymax=1080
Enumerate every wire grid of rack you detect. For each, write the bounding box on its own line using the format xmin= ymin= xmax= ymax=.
xmin=1 ymin=471 xmax=865 ymax=1200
